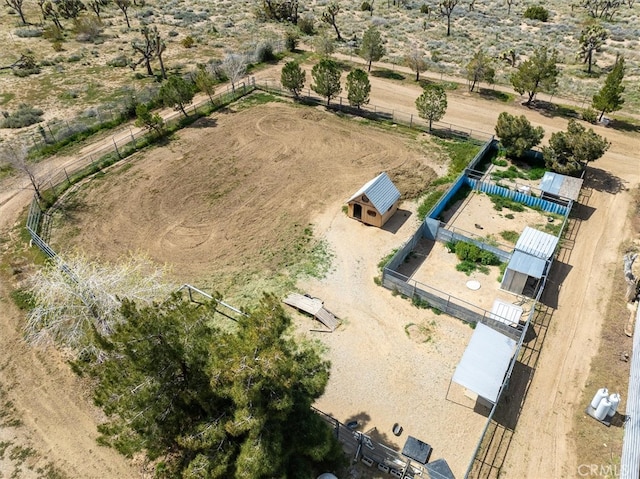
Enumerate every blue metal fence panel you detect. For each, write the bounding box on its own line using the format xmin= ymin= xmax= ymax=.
xmin=466 ymin=178 xmax=568 ymax=216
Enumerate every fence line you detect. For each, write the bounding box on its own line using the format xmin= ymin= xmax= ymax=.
xmin=311 ymin=407 xmax=456 ymax=479
xmin=255 ymin=80 xmax=494 ymax=144
xmin=466 ymin=178 xmax=570 ymax=216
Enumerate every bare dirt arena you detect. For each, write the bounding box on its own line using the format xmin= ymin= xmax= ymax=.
xmin=0 ymin=58 xmax=638 ymax=479
xmin=52 ymin=100 xmax=488 ymax=476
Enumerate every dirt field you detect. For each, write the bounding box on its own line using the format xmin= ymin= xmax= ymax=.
xmin=50 ymin=101 xmax=439 ymax=295
xmin=0 ymin=56 xmax=638 ymax=479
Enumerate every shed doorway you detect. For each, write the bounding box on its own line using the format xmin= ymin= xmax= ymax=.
xmin=353 ymin=203 xmax=362 ymax=220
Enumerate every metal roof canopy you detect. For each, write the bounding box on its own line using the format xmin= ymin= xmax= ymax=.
xmin=540 ymin=172 xmax=583 ymax=201
xmin=452 ymin=323 xmax=517 ymax=404
xmin=515 ymin=226 xmax=559 ymax=259
xmin=505 ymin=250 xmax=547 ymax=279
xmin=347 ymin=172 xmax=401 ymax=214
xmin=489 ymin=299 xmax=524 ymax=327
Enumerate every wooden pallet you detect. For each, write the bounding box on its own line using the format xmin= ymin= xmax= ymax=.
xmin=283 ymin=293 xmax=339 ymax=331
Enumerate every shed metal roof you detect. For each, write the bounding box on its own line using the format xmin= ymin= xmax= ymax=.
xmin=506 ymin=250 xmax=547 ymax=278
xmin=620 ymin=306 xmax=640 ymax=479
xmin=452 ymin=323 xmax=517 ymax=404
xmin=489 ymin=299 xmax=524 ymax=327
xmin=347 ymin=172 xmax=400 ymax=214
xmin=540 ymin=172 xmax=583 ymax=201
xmin=515 ymin=227 xmax=559 ymax=260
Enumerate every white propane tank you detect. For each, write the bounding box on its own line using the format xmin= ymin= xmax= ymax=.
xmin=590 ymin=388 xmax=609 ymax=409
xmin=595 ymin=397 xmax=612 ymax=421
xmin=608 ymin=393 xmax=621 ymax=417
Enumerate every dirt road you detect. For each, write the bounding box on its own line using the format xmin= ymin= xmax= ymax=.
xmin=0 ymin=56 xmax=637 ymax=477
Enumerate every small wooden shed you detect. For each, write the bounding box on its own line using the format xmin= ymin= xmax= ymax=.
xmin=346 ymin=172 xmax=401 ymax=228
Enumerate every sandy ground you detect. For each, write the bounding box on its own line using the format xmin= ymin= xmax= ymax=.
xmin=0 ymin=55 xmax=638 ymax=478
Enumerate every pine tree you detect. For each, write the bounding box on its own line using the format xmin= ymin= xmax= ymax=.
xmin=510 ymin=47 xmax=559 ymax=105
xmin=89 ymin=294 xmax=343 ymax=478
xmin=592 ymin=55 xmax=625 ymax=121
xmin=281 ymin=61 xmax=306 ymax=99
xmin=311 ymin=58 xmax=342 ymax=106
xmin=415 ymin=84 xmax=447 ymax=131
xmin=360 ymin=26 xmax=385 ymax=72
xmin=346 ymin=68 xmax=371 ymax=109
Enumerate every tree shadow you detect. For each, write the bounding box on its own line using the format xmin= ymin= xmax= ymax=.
xmin=371 ymin=69 xmax=406 ymax=81
xmin=584 ymin=166 xmax=624 ymax=194
xmin=478 ymin=88 xmax=513 ymax=103
xmin=381 ymin=209 xmax=412 ymax=234
xmin=343 ymin=411 xmax=372 ymax=432
xmin=527 ymin=99 xmax=580 ymax=120
xmin=187 ymin=117 xmax=218 ymax=129
xmin=608 ymin=118 xmax=640 ymax=134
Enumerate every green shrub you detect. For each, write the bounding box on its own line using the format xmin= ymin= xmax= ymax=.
xmin=456 ymin=260 xmax=477 ymax=275
xmin=43 ymin=24 xmax=64 ymax=42
xmin=361 ymin=1 xmax=372 ymax=11
xmin=523 ymin=5 xmax=549 ymax=22
xmin=492 ymin=158 xmax=508 ymax=167
xmin=453 ymin=241 xmax=500 ymax=266
xmin=505 ymin=213 xmax=515 ymax=219
xmin=420 ymin=4 xmax=430 ymax=14
xmin=15 ymin=28 xmax=43 ymax=38
xmin=527 ymin=167 xmax=546 ymax=180
xmin=489 ymin=194 xmax=525 ymax=212
xmin=298 ymin=15 xmax=315 ymax=35
xmin=499 ymin=230 xmax=519 ymax=243
xmin=181 ymin=36 xmax=195 ymax=48
xmin=582 ymin=108 xmax=598 ymax=124
xmin=255 ymin=41 xmax=276 ymax=62
xmin=1 ymin=104 xmax=44 ymax=128
xmin=107 ymin=55 xmax=129 ymax=67
xmin=417 ymin=190 xmax=444 ymax=220
xmin=284 ymin=29 xmax=299 ymax=52
xmin=74 ymin=16 xmax=103 ymax=42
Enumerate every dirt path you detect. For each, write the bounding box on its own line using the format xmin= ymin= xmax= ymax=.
xmin=0 ymin=55 xmax=637 ymax=478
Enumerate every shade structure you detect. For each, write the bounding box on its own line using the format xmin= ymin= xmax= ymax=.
xmin=505 ymin=250 xmax=547 ymax=279
xmin=452 ymin=323 xmax=517 ymax=404
xmin=540 ymin=172 xmax=583 ymax=201
xmin=489 ymin=299 xmax=524 ymax=327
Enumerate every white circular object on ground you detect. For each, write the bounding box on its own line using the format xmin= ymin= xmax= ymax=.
xmin=466 ymin=280 xmax=481 ymax=290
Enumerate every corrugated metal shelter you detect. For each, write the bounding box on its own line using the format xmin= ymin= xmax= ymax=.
xmin=489 ymin=299 xmax=524 ymax=328
xmin=540 ymin=172 xmax=583 ymax=201
xmin=501 ymin=227 xmax=559 ymax=296
xmin=451 ymin=323 xmax=517 ymax=404
xmin=620 ymin=305 xmax=640 ymax=479
xmin=347 ymin=172 xmax=401 ymax=228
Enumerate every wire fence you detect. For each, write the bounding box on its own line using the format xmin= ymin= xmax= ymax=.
xmin=255 ymin=79 xmax=494 ymax=144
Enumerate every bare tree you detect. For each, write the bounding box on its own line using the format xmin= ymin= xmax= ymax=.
xmin=5 ymin=0 xmax=28 ymax=24
xmin=25 ymin=253 xmax=174 ymax=359
xmin=1 ymin=141 xmax=44 ymax=201
xmin=131 ymin=25 xmax=156 ymax=76
xmin=440 ymin=0 xmax=459 ymax=36
xmin=88 ymin=0 xmax=109 ymax=19
xmin=505 ymin=0 xmax=516 ymax=14
xmin=321 ymin=1 xmax=342 ymax=41
xmin=221 ymin=53 xmax=247 ymax=91
xmin=152 ymin=26 xmax=167 ymax=79
xmin=114 ymin=0 xmax=131 ymax=28
xmin=579 ymin=0 xmax=622 ymax=20
xmin=405 ymin=48 xmax=427 ymax=81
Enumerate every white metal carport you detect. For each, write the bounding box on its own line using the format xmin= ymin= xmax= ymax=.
xmin=450 ymin=323 xmax=518 ymax=404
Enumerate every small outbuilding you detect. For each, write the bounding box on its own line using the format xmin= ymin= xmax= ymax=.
xmin=346 ymin=172 xmax=401 ymax=228
xmin=539 ymin=172 xmax=583 ymax=202
xmin=501 ymin=226 xmax=559 ymax=297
